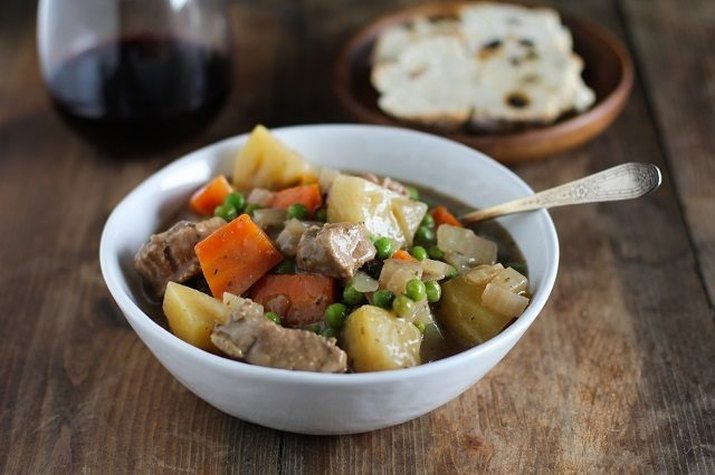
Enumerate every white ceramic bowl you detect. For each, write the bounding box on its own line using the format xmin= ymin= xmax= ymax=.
xmin=100 ymin=124 xmax=559 ymax=435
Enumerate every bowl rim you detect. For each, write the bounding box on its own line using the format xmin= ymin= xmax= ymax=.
xmin=99 ymin=123 xmax=559 ymax=384
xmin=332 ymin=0 xmax=635 ymax=163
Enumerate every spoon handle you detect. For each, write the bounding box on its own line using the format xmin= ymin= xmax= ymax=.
xmin=460 ymin=163 xmax=662 ymax=224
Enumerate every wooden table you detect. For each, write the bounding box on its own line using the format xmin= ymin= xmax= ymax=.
xmin=1 ymin=0 xmax=713 ymax=472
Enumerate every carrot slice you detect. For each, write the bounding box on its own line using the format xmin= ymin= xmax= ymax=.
xmin=432 ymin=206 xmax=462 ymax=227
xmin=271 ymin=183 xmax=323 ymax=215
xmin=250 ymin=274 xmax=336 ymax=328
xmin=392 ymin=249 xmax=417 ymax=262
xmin=189 ymin=175 xmax=234 ymax=216
xmin=194 ymin=214 xmax=283 ymax=298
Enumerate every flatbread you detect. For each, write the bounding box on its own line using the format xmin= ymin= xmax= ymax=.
xmin=372 ymin=36 xmax=476 ymax=126
xmin=370 ymin=2 xmax=596 ymax=130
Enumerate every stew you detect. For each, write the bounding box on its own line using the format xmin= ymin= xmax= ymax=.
xmin=134 ymin=125 xmax=529 ymax=373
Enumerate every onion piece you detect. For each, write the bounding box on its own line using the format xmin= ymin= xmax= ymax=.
xmin=411 ymin=299 xmax=434 ymax=326
xmin=247 ymin=188 xmax=275 ymax=207
xmin=275 ymin=218 xmax=311 ymax=257
xmin=251 ymin=208 xmax=286 ymax=230
xmin=352 ymin=271 xmax=379 ymax=293
xmin=421 ymin=258 xmax=453 ymax=281
xmin=318 ymin=167 xmax=341 ymax=194
xmin=379 ymin=259 xmax=423 ymax=295
xmin=436 ymin=224 xmax=497 ymax=266
xmin=481 ymin=283 xmax=529 ymax=318
xmin=443 ymin=251 xmax=475 ymax=275
xmin=464 ymin=264 xmax=504 ymax=286
xmin=490 ymin=267 xmax=529 ymax=293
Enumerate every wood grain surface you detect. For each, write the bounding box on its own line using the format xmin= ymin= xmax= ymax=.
xmin=1 ymin=0 xmax=713 ymax=473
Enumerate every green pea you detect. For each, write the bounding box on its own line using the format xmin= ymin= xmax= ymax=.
xmin=214 ymin=203 xmax=237 ymax=222
xmin=373 ymin=237 xmax=394 ymax=260
xmin=413 ymin=322 xmax=426 ymax=334
xmin=446 ymin=266 xmax=459 ymax=279
xmin=244 ymin=203 xmax=261 ymax=216
xmin=406 ymin=185 xmax=420 ymax=201
xmin=322 ymin=327 xmax=338 ymax=339
xmin=273 ymin=259 xmax=296 ymax=275
xmin=342 ymin=285 xmax=365 ymax=306
xmin=325 ymin=303 xmax=348 ymax=329
xmin=409 ymin=246 xmax=428 ymax=261
xmin=414 ymin=226 xmax=435 ymax=246
xmin=286 ymin=203 xmax=309 ymax=220
xmin=372 ymin=289 xmax=395 ymax=309
xmin=392 ymin=295 xmax=415 ymax=318
xmin=425 ymin=280 xmax=442 ymax=303
xmin=265 ymin=312 xmax=282 ymax=325
xmin=420 ymin=213 xmax=435 ymax=229
xmin=225 ymin=192 xmax=246 ymax=212
xmin=427 ymin=245 xmax=444 ymax=260
xmin=314 ymin=207 xmax=328 ymax=222
xmin=405 ymin=278 xmax=426 ymax=301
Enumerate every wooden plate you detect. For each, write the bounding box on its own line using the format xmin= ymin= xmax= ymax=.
xmin=333 ymin=1 xmax=634 ymax=164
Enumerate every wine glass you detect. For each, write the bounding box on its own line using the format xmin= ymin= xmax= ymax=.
xmin=37 ymin=0 xmax=233 ymax=154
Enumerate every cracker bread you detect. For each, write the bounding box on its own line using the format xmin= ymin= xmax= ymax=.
xmin=370 ymin=2 xmax=596 ymax=130
xmin=372 ymin=36 xmax=476 ymax=127
xmin=373 ymin=18 xmax=462 ymax=63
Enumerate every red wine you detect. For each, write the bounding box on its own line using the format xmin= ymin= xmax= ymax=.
xmin=48 ymin=36 xmax=231 ymax=153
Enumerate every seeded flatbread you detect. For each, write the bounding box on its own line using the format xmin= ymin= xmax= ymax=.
xmin=373 ymin=18 xmax=463 ymax=63
xmin=370 ymin=2 xmax=596 ymax=131
xmin=372 ymin=36 xmax=476 ymax=126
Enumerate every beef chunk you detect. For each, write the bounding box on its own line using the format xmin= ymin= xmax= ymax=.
xmin=134 ymin=217 xmax=225 ymax=297
xmin=211 ymin=298 xmax=348 ymax=373
xmin=296 ymin=223 xmax=376 ymax=279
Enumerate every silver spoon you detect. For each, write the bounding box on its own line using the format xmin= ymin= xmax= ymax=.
xmin=459 ymin=162 xmax=662 ymax=224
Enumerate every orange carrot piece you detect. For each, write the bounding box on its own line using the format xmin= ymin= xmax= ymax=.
xmin=392 ymin=249 xmax=417 ymax=262
xmin=250 ymin=274 xmax=336 ymax=328
xmin=271 ymin=183 xmax=323 ymax=215
xmin=189 ymin=175 xmax=234 ymax=216
xmin=432 ymin=206 xmax=462 ymax=227
xmin=194 ymin=214 xmax=283 ymax=298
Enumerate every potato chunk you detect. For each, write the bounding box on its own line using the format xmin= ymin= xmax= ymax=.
xmin=327 ymin=175 xmax=403 ymax=244
xmin=327 ymin=175 xmax=425 ymax=247
xmin=163 ymin=282 xmax=230 ymax=352
xmin=438 ymin=275 xmax=513 ymax=346
xmin=233 ymin=125 xmax=316 ymax=190
xmin=342 ymin=305 xmax=422 ymax=372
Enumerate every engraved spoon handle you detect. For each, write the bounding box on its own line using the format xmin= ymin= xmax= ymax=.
xmin=460 ymin=163 xmax=662 ymax=224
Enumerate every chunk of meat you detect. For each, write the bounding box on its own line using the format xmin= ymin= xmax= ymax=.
xmin=275 ymin=219 xmax=314 ymax=257
xmin=134 ymin=217 xmax=225 ymax=297
xmin=361 ymin=173 xmax=411 ymax=198
xmin=296 ymin=223 xmax=376 ymax=279
xmin=211 ymin=298 xmax=348 ymax=373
